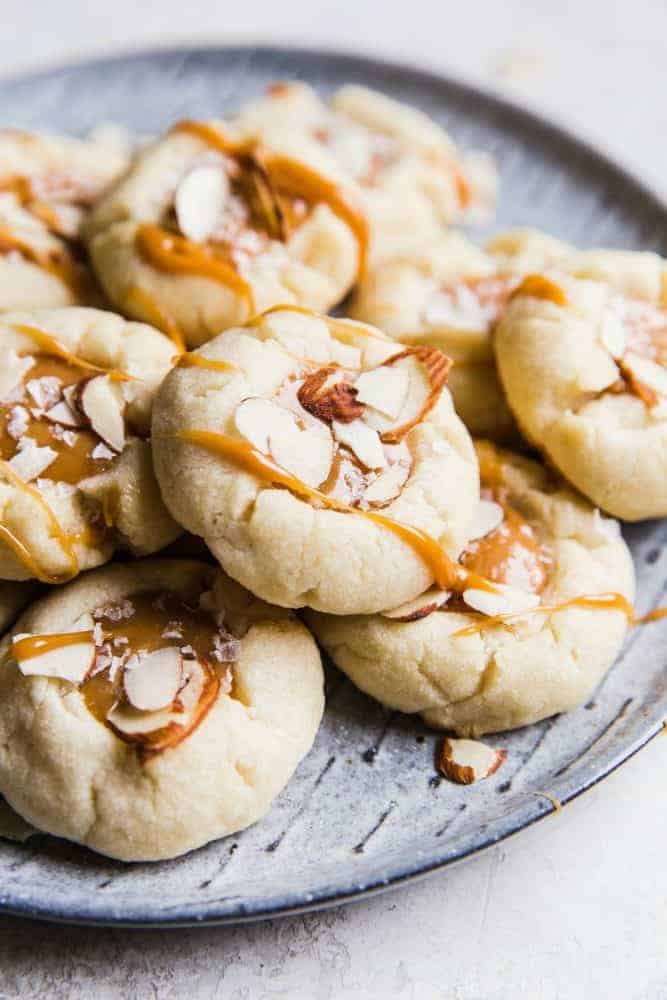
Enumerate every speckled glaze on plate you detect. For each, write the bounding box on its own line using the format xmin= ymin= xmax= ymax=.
xmin=1 ymin=45 xmax=666 ymax=927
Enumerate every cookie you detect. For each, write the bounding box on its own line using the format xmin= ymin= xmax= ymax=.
xmin=0 ymin=127 xmax=130 ymax=310
xmin=152 ymin=307 xmax=479 ymax=614
xmin=84 ymin=118 xmax=367 ymax=348
xmin=495 ymin=250 xmax=667 ymax=519
xmin=306 ymin=441 xmax=635 ymax=736
xmin=0 ymin=559 xmax=324 ymax=861
xmin=237 ymin=82 xmax=497 ymax=259
xmin=349 ymin=229 xmax=573 ymax=438
xmin=0 ymin=307 xmax=180 ymax=582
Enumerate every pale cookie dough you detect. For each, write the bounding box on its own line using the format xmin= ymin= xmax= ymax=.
xmin=84 ymin=119 xmax=365 ymax=348
xmin=0 ymin=307 xmax=181 ymax=583
xmin=0 ymin=581 xmax=40 ymax=633
xmin=0 ymin=127 xmax=131 ymax=310
xmin=0 ymin=559 xmax=324 ymax=861
xmin=237 ymin=82 xmax=497 ymax=259
xmin=152 ymin=307 xmax=479 ymax=614
xmin=306 ymin=441 xmax=635 ymax=736
xmin=495 ymin=250 xmax=667 ymax=520
xmin=349 ymin=229 xmax=573 ymax=438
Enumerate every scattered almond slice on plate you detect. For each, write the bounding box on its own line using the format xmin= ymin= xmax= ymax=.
xmin=123 ymin=647 xmax=183 ymax=712
xmin=463 ymin=583 xmax=540 ymax=617
xmin=354 ymin=366 xmax=409 ymax=419
xmin=78 ymin=375 xmax=126 ymax=452
xmin=363 ymin=462 xmax=409 ymax=504
xmin=332 ymin=418 xmax=386 ymax=469
xmin=439 ymin=737 xmax=507 ymax=784
xmin=175 ymin=164 xmax=230 ymax=243
xmin=12 ymin=632 xmax=95 ymax=684
xmin=382 ymin=587 xmax=451 ymax=621
xmin=0 ymin=351 xmax=34 ymax=402
xmin=468 ymin=499 xmax=504 ymax=541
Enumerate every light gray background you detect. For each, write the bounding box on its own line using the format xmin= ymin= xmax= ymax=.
xmin=0 ymin=2 xmax=666 ymax=997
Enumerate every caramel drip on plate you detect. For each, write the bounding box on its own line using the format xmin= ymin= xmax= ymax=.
xmin=0 ymin=458 xmax=79 ymax=583
xmin=124 ymin=284 xmax=186 ymax=354
xmin=510 ymin=274 xmax=567 ymax=307
xmin=12 ymin=324 xmax=133 ymax=382
xmin=12 ymin=630 xmax=95 ymax=660
xmin=172 ymin=119 xmax=369 ymax=278
xmin=0 ymin=227 xmax=88 ymax=299
xmin=451 ymin=592 xmax=635 ymax=638
xmin=135 ymin=224 xmax=254 ymax=308
xmin=176 ymin=353 xmax=238 ymax=373
xmin=177 ymin=429 xmax=491 ymax=593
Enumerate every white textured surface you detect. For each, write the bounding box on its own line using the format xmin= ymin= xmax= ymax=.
xmin=1 ymin=2 xmax=666 ymax=997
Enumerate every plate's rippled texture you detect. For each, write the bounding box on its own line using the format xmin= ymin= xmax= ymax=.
xmin=1 ymin=47 xmax=666 ymax=926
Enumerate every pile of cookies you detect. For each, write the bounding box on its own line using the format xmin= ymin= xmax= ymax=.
xmin=0 ymin=82 xmax=660 ymax=862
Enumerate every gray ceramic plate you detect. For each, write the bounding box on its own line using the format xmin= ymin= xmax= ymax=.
xmin=1 ymin=45 xmax=666 ymax=927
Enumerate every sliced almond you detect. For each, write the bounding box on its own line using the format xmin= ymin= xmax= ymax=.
xmin=234 ymin=396 xmax=294 ymax=453
xmin=106 ymin=702 xmax=181 ymax=736
xmin=26 ymin=376 xmax=61 ymax=411
xmin=363 ymin=462 xmax=409 ymax=505
xmin=269 ymin=423 xmax=334 ymax=487
xmin=175 ymin=164 xmax=230 ymax=243
xmin=332 ymin=418 xmax=386 ymax=470
xmin=13 ymin=632 xmax=95 ymax=684
xmin=439 ymin=737 xmax=507 ymax=785
xmin=78 ymin=375 xmax=126 ymax=452
xmin=354 ymin=366 xmax=409 ymax=419
xmin=600 ymin=310 xmax=627 ymax=360
xmin=468 ymin=499 xmax=504 ymax=542
xmin=382 ymin=587 xmax=451 ymax=621
xmin=297 ymin=366 xmax=364 ymax=424
xmin=618 ymin=352 xmax=667 ymax=408
xmin=43 ymin=399 xmax=84 ymax=428
xmin=177 ymin=659 xmax=205 ymax=712
xmin=363 ymin=347 xmax=452 ymax=444
xmin=463 ymin=584 xmax=540 ymax=618
xmin=122 ymin=647 xmax=183 ymax=712
xmin=331 ymin=341 xmax=362 ymax=369
xmin=8 ymin=442 xmax=57 ymax=482
xmin=0 ymin=351 xmax=34 ymax=402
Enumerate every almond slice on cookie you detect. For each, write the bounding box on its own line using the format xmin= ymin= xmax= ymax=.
xmin=78 ymin=375 xmax=126 ymax=452
xmin=12 ymin=633 xmax=95 ymax=684
xmin=175 ymin=164 xmax=230 ymax=243
xmin=381 ymin=587 xmax=451 ymax=621
xmin=361 ymin=347 xmax=452 ymax=443
xmin=123 ymin=647 xmax=184 ymax=712
xmin=332 ymin=418 xmax=386 ymax=470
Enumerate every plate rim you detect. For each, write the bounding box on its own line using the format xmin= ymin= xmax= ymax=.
xmin=0 ymin=42 xmax=665 ymax=928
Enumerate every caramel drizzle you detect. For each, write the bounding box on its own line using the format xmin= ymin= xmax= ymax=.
xmin=451 ymin=592 xmax=635 ymax=639
xmin=0 ymin=226 xmax=89 ymax=299
xmin=0 ymin=458 xmax=79 ymax=583
xmin=175 ymin=353 xmax=239 ymax=374
xmin=249 ymin=303 xmax=393 ymax=343
xmin=135 ymin=223 xmax=255 ymax=309
xmin=12 ymin=630 xmax=94 ymax=660
xmin=510 ymin=274 xmax=567 ymax=307
xmin=12 ymin=324 xmax=133 ymax=383
xmin=172 ymin=119 xmax=369 ymax=277
xmin=124 ymin=284 xmax=186 ymax=354
xmin=177 ymin=429 xmax=493 ymax=594
xmin=0 ymin=177 xmax=64 ymax=235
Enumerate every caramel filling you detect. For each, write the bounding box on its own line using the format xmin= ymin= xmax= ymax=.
xmin=175 ymin=352 xmax=238 ymax=374
xmin=13 ymin=591 xmax=234 ymax=758
xmin=460 ymin=488 xmax=553 ymax=594
xmin=0 ymin=355 xmax=114 ymax=484
xmin=157 ymin=120 xmax=369 ymax=277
